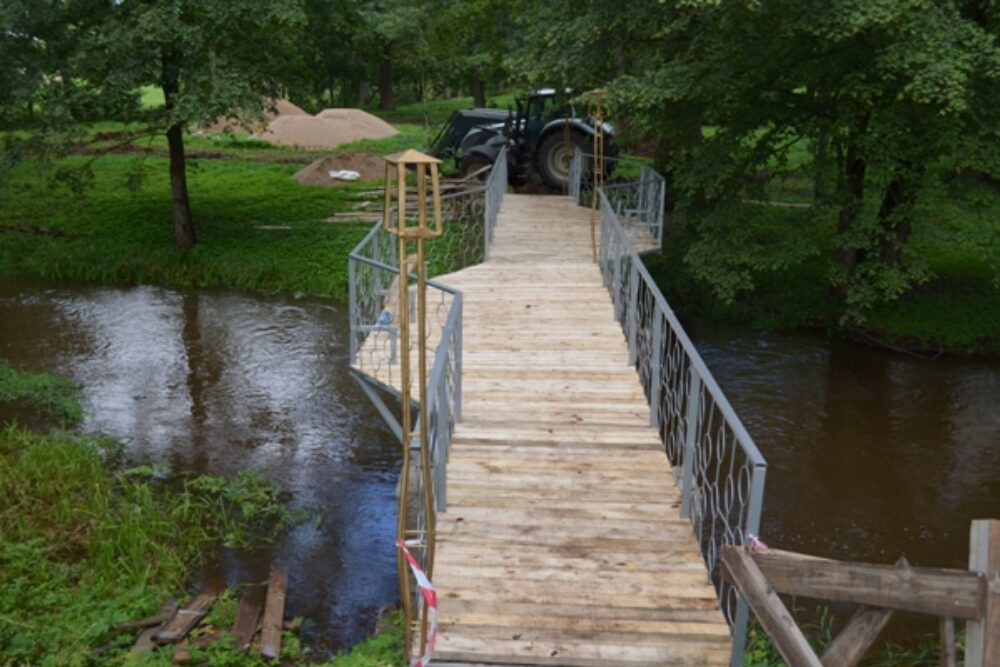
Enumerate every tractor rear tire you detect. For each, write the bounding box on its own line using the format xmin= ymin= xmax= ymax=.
xmin=460 ymin=154 xmax=494 ymax=181
xmin=537 ymin=131 xmax=589 ymax=191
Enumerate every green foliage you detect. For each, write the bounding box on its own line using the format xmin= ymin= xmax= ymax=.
xmin=0 ymin=426 xmax=297 ymax=664
xmin=324 ymin=612 xmax=404 ymax=667
xmin=0 ymin=361 xmax=84 ymax=425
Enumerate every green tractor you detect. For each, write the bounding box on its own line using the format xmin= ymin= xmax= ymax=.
xmin=428 ymin=88 xmax=617 ymax=190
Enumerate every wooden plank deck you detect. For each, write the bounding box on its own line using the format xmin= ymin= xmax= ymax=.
xmin=424 ymin=195 xmax=730 ymax=665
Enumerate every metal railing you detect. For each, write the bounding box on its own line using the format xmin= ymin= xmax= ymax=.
xmin=582 ymin=171 xmax=766 ymax=666
xmin=570 ymin=148 xmax=665 ymax=252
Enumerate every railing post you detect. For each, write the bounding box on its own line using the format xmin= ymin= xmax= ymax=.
xmin=966 ymin=519 xmax=1000 ymax=667
xmin=454 ymin=295 xmax=463 ymax=423
xmin=627 ymin=258 xmax=639 ymax=365
xmin=680 ymin=368 xmax=702 ymax=520
xmin=348 ymin=259 xmax=357 ymax=363
xmin=730 ymin=461 xmax=768 ymax=666
xmin=649 ymin=306 xmax=664 ymax=428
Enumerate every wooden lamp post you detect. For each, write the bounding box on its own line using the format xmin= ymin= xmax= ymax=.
xmin=588 ymin=89 xmax=608 ymax=262
xmin=382 ymin=149 xmax=443 ymax=659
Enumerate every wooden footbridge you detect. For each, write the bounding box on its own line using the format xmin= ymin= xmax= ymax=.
xmin=348 ymin=150 xmax=768 ymax=666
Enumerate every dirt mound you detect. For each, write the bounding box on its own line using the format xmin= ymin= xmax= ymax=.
xmin=259 ymin=111 xmax=398 ymax=149
xmin=201 ymin=99 xmax=307 ymax=134
xmin=293 ymin=153 xmax=386 ymax=186
xmin=314 ymin=109 xmax=398 ymax=139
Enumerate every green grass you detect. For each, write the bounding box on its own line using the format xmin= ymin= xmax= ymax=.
xmin=0 ymin=361 xmax=84 ymax=425
xmin=0 ymin=426 xmax=300 ymax=665
xmin=0 ymin=154 xmax=373 ymax=298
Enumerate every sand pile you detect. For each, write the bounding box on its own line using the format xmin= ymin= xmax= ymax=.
xmin=201 ymin=99 xmax=308 ymax=134
xmin=261 ymin=108 xmax=398 ymax=149
xmin=314 ymin=109 xmax=398 ymax=139
xmin=294 ymin=153 xmax=386 ymax=186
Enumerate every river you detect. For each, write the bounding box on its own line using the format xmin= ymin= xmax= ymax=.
xmin=2 ymin=278 xmax=998 ymax=652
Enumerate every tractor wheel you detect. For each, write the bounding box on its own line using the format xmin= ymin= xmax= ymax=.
xmin=537 ymin=131 xmax=589 ymax=191
xmin=459 ymin=154 xmax=494 ymax=181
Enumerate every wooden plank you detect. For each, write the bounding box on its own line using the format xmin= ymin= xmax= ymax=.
xmin=434 ymin=633 xmax=730 ymax=667
xmin=966 ymin=519 xmax=1000 ymax=666
xmin=116 ymin=598 xmax=179 ymax=631
xmin=752 ymin=548 xmax=985 ymax=620
xmin=820 ymin=606 xmax=893 ymax=667
xmin=231 ymin=584 xmax=266 ymax=653
xmin=820 ymin=556 xmax=905 ymax=667
xmin=259 ymin=564 xmax=288 ymax=659
xmin=130 ymin=598 xmax=179 ymax=655
xmin=156 ymin=587 xmax=219 ymax=643
xmin=720 ymin=545 xmax=822 ymax=667
xmin=939 ymin=617 xmax=957 ymax=667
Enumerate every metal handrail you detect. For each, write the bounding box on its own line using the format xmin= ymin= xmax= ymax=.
xmin=587 ymin=175 xmax=766 ymax=666
xmin=570 ymin=148 xmax=665 ymax=251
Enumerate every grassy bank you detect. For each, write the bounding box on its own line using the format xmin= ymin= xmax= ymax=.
xmin=0 ymin=361 xmax=83 ymax=425
xmin=0 ymin=121 xmax=434 ymax=299
xmin=0 ymin=425 xmax=305 ymax=665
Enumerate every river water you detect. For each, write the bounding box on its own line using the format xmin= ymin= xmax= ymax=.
xmin=0 ymin=278 xmax=401 ymax=655
xmin=2 ymin=278 xmax=998 ymax=651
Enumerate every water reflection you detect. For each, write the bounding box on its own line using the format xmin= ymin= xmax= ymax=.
xmin=0 ymin=278 xmax=401 ymax=655
xmin=691 ymin=322 xmax=1000 ymax=569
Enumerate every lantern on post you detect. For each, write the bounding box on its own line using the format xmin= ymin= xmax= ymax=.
xmin=382 ymin=149 xmax=442 ymax=659
xmin=587 ymin=89 xmax=608 ymax=262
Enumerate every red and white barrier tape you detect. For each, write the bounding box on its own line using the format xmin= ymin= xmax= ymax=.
xmin=396 ymin=538 xmax=438 ymax=667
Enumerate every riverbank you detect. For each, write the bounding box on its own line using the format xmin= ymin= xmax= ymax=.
xmin=0 ymin=360 xmax=404 ymax=665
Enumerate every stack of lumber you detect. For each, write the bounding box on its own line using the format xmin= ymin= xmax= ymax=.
xmin=327 ymin=167 xmax=491 ymax=224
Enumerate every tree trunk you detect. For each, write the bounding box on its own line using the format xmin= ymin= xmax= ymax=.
xmin=166 ymin=123 xmax=196 ymax=249
xmin=378 ymin=58 xmax=395 ymax=110
xmin=357 ymin=80 xmax=371 ymax=106
xmin=813 ymin=126 xmax=833 ymax=204
xmin=161 ymin=55 xmax=196 ymax=249
xmin=833 ymin=117 xmax=869 ymax=298
xmin=471 ymin=70 xmax=486 ymax=107
xmin=876 ymin=166 xmax=921 ymax=265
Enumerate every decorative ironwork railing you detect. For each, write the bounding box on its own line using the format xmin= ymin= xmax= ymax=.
xmin=572 ymin=160 xmax=767 ymax=665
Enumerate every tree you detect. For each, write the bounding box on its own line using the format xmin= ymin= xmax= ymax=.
xmin=517 ymin=0 xmax=1000 ymax=321
xmin=1 ymin=0 xmax=305 ymax=249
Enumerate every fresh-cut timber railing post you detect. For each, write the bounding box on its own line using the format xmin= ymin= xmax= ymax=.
xmin=587 ymin=89 xmax=607 ymax=262
xmin=721 ymin=519 xmax=999 ymax=667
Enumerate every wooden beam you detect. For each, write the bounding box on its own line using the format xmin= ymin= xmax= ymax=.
xmin=820 ymin=557 xmax=905 ymax=667
xmin=130 ymin=598 xmax=179 ymax=655
xmin=939 ymin=617 xmax=957 ymax=667
xmin=966 ymin=519 xmax=1000 ymax=667
xmin=156 ymin=587 xmax=219 ymax=643
xmin=231 ymin=585 xmax=266 ymax=653
xmin=720 ymin=545 xmax=822 ymax=667
xmin=259 ymin=564 xmax=288 ymax=660
xmin=820 ymin=606 xmax=893 ymax=667
xmin=752 ymin=548 xmax=984 ymax=620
